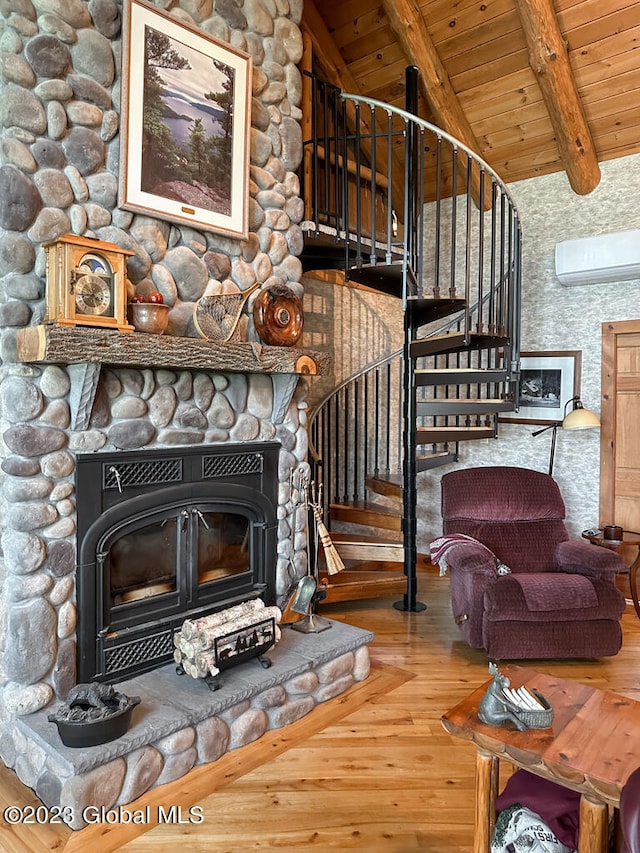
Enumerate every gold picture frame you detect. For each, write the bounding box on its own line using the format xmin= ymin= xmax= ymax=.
xmin=119 ymin=0 xmax=252 ymax=239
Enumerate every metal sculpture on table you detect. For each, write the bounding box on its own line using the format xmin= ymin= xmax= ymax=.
xmin=478 ymin=663 xmax=553 ymax=731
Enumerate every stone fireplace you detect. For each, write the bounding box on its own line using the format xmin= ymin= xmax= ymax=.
xmin=0 ymin=0 xmax=373 ymax=829
xmin=0 ymin=357 xmax=374 ymax=829
xmin=75 ymin=441 xmax=279 ymax=683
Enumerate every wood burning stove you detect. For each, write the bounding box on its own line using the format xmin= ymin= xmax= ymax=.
xmin=75 ymin=442 xmax=279 ymax=684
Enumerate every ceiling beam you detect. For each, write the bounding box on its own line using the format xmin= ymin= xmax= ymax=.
xmin=514 ymin=0 xmax=600 ymax=194
xmin=381 ymin=0 xmax=492 ymax=208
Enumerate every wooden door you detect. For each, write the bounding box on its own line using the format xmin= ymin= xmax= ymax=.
xmin=600 ymin=320 xmax=640 ymax=535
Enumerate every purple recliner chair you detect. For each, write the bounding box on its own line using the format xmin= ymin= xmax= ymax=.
xmin=621 ymin=766 xmax=640 ymax=852
xmin=437 ymin=466 xmax=626 ymax=659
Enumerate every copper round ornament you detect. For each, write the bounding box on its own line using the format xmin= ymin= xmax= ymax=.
xmin=253 ymin=283 xmax=303 ymax=346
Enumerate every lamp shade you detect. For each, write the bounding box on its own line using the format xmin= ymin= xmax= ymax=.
xmin=562 ymin=402 xmax=600 ymax=430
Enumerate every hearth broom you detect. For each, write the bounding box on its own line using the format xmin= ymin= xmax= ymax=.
xmin=312 ymin=502 xmax=345 ymax=576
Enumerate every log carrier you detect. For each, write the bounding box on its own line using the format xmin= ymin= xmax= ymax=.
xmin=173 ymin=598 xmax=282 ymax=690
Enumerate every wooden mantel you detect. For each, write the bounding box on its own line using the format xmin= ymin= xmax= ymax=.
xmin=16 ymin=325 xmax=330 ymax=376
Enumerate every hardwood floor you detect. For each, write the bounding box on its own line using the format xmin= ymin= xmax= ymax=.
xmin=3 ymin=569 xmax=640 ymax=851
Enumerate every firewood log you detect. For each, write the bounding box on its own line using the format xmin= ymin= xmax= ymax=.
xmin=194 ymin=605 xmax=282 ymax=650
xmin=180 ymin=598 xmax=266 ymax=639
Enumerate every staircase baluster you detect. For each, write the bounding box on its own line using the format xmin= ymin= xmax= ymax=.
xmin=385 ymin=361 xmax=392 ymax=479
xmin=321 ymin=80 xmax=331 ymax=231
xmin=333 ymin=391 xmax=340 ymax=505
xmin=434 ymin=138 xmax=442 ymax=300
xmin=385 ymin=109 xmax=394 ymax=266
xmin=353 ymin=378 xmax=360 ymax=502
xmin=309 ymin=74 xmax=320 ymax=235
xmin=416 ymin=125 xmax=426 ymax=297
xmin=369 ymin=105 xmax=377 ymax=267
xmin=396 ymin=355 xmax=404 ymax=478
xmin=449 ymin=148 xmax=458 ymax=302
xmin=477 ymin=165 xmax=486 ymax=334
xmin=374 ymin=367 xmax=380 ymax=479
xmin=321 ymin=403 xmax=330 ymax=519
xmin=341 ymin=94 xmax=350 ymax=275
xmin=511 ymin=223 xmax=522 ymax=376
xmin=488 ymin=180 xmax=498 ymax=334
xmin=464 ymin=154 xmax=473 ymax=338
xmin=354 ymin=101 xmax=363 ymax=271
xmin=499 ymin=192 xmax=507 ymax=333
xmin=343 ymin=385 xmax=349 ymax=503
xmin=363 ymin=373 xmax=369 ymax=499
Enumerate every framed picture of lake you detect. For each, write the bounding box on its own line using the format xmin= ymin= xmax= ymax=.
xmin=499 ymin=350 xmax=582 ymax=425
xmin=119 ymin=0 xmax=251 ymax=239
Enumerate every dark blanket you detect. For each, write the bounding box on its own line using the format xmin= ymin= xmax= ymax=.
xmin=496 ymin=769 xmax=580 ymax=849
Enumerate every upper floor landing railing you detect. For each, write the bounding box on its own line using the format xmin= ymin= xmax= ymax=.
xmin=301 ymin=69 xmax=522 ymax=354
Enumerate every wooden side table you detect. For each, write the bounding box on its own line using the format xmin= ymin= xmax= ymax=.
xmin=582 ymin=528 xmax=640 ymax=619
xmin=442 ymin=665 xmax=640 ymax=853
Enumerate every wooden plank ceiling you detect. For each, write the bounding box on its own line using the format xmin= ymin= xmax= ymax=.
xmin=301 ymin=0 xmax=640 ymax=195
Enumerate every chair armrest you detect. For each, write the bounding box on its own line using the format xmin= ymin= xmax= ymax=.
xmin=444 ymin=544 xmax=500 ymax=577
xmin=555 ymin=540 xmax=626 ymax=580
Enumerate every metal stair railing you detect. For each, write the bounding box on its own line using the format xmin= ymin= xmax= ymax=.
xmin=308 ymin=286 xmax=510 ymax=516
xmin=302 ymin=68 xmax=522 ymax=611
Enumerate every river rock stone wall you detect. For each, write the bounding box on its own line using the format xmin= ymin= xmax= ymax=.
xmin=0 ymin=0 xmax=306 ymax=356
xmin=0 ymin=0 xmax=318 ymax=780
xmin=0 ymin=362 xmax=311 ymax=717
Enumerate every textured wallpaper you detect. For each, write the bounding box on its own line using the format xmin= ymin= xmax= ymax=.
xmin=418 ymin=152 xmax=640 ymax=543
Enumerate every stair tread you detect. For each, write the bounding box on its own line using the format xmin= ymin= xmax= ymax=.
xmin=366 ymin=473 xmax=402 ymax=485
xmin=329 ymin=500 xmax=402 ymax=533
xmin=365 ymin=474 xmax=402 ymax=499
xmin=330 ymin=499 xmax=400 ymax=516
xmin=330 ymin=531 xmax=402 ymax=545
xmin=321 ymin=570 xmax=403 ymax=581
xmin=407 ymin=297 xmax=467 ymax=327
xmin=411 ymin=331 xmax=509 ymax=357
xmin=416 ymin=370 xmax=510 ymax=384
xmin=416 ymin=425 xmax=495 ymax=443
xmin=417 ymin=425 xmax=494 ymax=432
xmin=318 ymin=571 xmax=407 ymax=603
xmin=344 ymin=261 xmax=410 ymax=297
xmin=417 ymin=398 xmax=510 ymax=406
xmin=417 ymin=330 xmax=508 ymax=343
xmin=416 ymin=366 xmax=509 ymax=374
xmin=417 ymin=401 xmax=514 ymax=417
xmin=416 ymin=451 xmax=458 ymax=471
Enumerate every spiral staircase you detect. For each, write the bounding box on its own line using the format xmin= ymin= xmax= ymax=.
xmin=299 ymin=68 xmax=522 ymax=610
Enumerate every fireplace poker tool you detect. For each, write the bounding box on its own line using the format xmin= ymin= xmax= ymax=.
xmin=281 ymin=468 xmax=316 ymax=624
xmin=292 ymin=473 xmax=332 ymax=634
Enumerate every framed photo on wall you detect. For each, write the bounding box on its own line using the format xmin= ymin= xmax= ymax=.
xmin=499 ymin=350 xmax=582 ymax=425
xmin=119 ymin=0 xmax=252 ymax=239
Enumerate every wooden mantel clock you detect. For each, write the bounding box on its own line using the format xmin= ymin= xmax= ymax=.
xmin=44 ymin=234 xmax=134 ymax=332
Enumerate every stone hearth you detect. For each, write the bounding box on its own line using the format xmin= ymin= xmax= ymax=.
xmin=14 ymin=619 xmax=372 ymax=830
xmin=0 ymin=0 xmax=364 ymax=824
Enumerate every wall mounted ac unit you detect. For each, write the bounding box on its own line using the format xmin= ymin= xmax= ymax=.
xmin=555 ymin=229 xmax=640 ymax=286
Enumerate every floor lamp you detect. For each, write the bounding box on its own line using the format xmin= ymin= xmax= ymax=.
xmin=532 ymin=396 xmax=600 ymax=476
